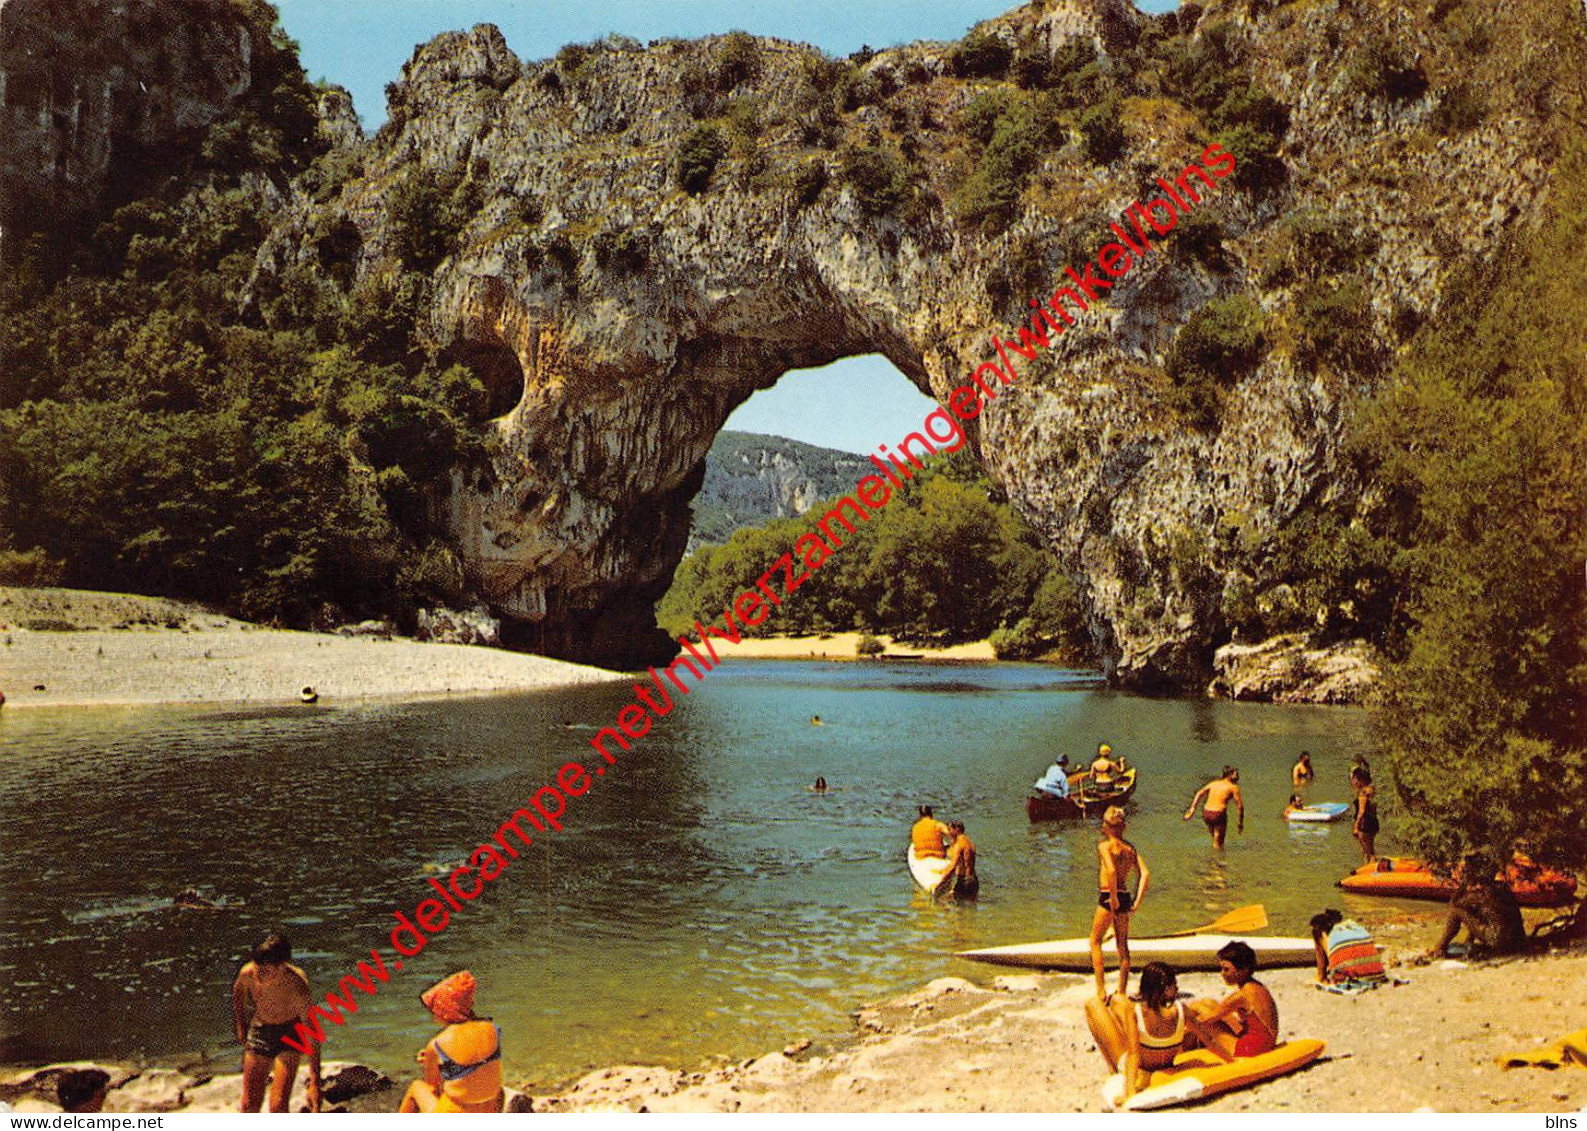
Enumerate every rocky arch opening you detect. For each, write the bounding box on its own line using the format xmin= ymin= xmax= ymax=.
xmin=678 ymin=354 xmax=944 ymax=555
xmin=472 ymin=335 xmax=952 ymax=671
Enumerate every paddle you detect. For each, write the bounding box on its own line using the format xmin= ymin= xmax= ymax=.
xmin=1104 ymin=903 xmax=1267 ymax=943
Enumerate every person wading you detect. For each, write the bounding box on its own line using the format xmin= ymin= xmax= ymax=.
xmin=1184 ymin=766 xmax=1244 ymax=849
xmin=937 ymin=819 xmax=979 ymax=899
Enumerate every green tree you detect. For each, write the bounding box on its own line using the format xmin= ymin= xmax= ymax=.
xmin=1360 ymin=137 xmax=1587 ymax=928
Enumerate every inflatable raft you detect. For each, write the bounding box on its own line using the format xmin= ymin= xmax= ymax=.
xmin=1101 ymin=1039 xmax=1326 ymax=1110
xmin=1340 ymin=858 xmax=1579 ymax=905
xmin=907 ymin=845 xmax=952 ymax=893
xmin=1338 ymin=858 xmax=1457 ymax=900
xmin=1285 ymin=802 xmax=1350 ymax=822
xmin=956 ymin=934 xmax=1317 ymax=972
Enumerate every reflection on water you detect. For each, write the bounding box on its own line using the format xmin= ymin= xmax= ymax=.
xmin=1 ymin=661 xmax=1387 ymax=1085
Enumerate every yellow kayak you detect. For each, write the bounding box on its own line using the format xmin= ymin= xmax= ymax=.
xmin=1101 ymin=1039 xmax=1325 ymax=1110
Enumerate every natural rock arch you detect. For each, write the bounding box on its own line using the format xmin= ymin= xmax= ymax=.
xmin=251 ymin=2 xmax=1556 ymax=685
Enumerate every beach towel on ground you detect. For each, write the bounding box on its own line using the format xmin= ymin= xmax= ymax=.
xmin=1314 ymin=975 xmax=1406 ymax=996
xmin=1499 ymin=1029 xmax=1587 ymax=1069
xmin=1322 ymin=919 xmax=1386 ymax=986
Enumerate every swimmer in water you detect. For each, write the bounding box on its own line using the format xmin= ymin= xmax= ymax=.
xmin=812 ymin=776 xmax=828 ymax=793
xmin=1292 ymin=751 xmax=1314 ymax=788
xmin=811 ymin=715 xmax=823 ymax=726
xmin=174 ymin=888 xmax=218 ymax=910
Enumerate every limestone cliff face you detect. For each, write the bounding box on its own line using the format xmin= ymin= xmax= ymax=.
xmin=248 ymin=0 xmax=1572 ymax=681
xmin=0 ymin=0 xmax=253 ymax=247
xmin=690 ymin=432 xmax=875 ymax=551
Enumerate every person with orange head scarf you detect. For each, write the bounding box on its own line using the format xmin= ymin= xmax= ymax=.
xmin=399 ymin=972 xmax=504 ymax=1113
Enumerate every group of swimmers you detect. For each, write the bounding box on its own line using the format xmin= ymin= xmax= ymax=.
xmin=1283 ymin=751 xmax=1379 ymax=862
xmin=910 ymin=805 xmax=979 ymax=898
xmin=231 ymin=933 xmax=504 ymax=1113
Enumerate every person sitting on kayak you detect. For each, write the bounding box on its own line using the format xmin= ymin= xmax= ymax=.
xmin=1184 ymin=767 xmax=1244 ymax=849
xmin=1186 ymin=941 xmax=1279 ymax=1060
xmin=910 ymin=805 xmax=951 ymax=859
xmin=1085 ymin=962 xmax=1197 ymax=1103
xmin=1292 ymin=752 xmax=1314 ymax=788
xmin=937 ymin=820 xmax=979 ymax=900
xmin=1033 ymin=755 xmax=1072 ymax=799
xmin=1089 ymin=806 xmax=1148 ymax=1001
xmin=1309 ymin=909 xmax=1387 ymax=987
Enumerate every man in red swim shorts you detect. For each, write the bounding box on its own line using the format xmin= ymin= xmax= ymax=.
xmin=1183 ymin=766 xmax=1245 ymax=849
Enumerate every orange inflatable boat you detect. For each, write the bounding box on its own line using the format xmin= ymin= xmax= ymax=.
xmin=1339 ymin=858 xmax=1456 ymax=900
xmin=1340 ymin=857 xmax=1579 ymax=906
xmin=1506 ymin=863 xmax=1579 ymax=907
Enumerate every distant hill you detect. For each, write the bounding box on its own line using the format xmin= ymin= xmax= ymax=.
xmin=689 ymin=432 xmax=872 ymax=551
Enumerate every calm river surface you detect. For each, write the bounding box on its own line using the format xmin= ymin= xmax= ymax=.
xmin=0 ymin=660 xmax=1392 ymax=1084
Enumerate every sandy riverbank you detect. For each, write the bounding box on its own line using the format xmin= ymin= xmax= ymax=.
xmin=529 ymin=941 xmax=1587 ymax=1114
xmin=705 ymin=631 xmax=1000 ymax=663
xmin=0 ymin=588 xmax=624 ymax=709
xmin=6 ymin=934 xmax=1582 ymax=1113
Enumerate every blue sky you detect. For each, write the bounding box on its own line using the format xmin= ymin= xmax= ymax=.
xmin=276 ymin=0 xmax=1176 ymax=455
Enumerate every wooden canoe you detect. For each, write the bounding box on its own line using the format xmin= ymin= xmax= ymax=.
xmin=1027 ymin=767 xmax=1137 ymax=821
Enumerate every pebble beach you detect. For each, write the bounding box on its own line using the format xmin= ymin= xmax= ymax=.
xmin=0 ymin=588 xmax=625 ymax=709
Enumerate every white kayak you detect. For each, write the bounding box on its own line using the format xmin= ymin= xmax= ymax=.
xmin=1286 ymin=802 xmax=1351 ymax=822
xmin=908 ymin=845 xmax=952 ymax=893
xmin=956 ymin=933 xmax=1317 ymax=971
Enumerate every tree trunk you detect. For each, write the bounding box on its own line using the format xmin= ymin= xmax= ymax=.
xmin=1455 ymin=878 xmax=1525 ymax=955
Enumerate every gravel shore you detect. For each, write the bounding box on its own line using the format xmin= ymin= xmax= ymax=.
xmin=0 ymin=588 xmax=625 ymax=709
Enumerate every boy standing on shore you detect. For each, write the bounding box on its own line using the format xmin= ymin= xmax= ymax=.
xmin=1089 ymin=806 xmax=1148 ymax=1000
xmin=232 ymin=932 xmax=323 ymax=1113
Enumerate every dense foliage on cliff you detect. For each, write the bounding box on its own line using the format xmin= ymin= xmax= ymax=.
xmin=0 ymin=3 xmax=490 ymax=625
xmin=659 ymin=450 xmax=1092 ymax=659
xmin=1361 ymin=131 xmax=1587 ymax=880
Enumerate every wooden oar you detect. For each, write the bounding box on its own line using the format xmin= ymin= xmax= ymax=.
xmin=1105 ymin=903 xmax=1267 ymax=943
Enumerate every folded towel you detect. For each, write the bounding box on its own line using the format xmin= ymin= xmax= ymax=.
xmin=1499 ymin=1029 xmax=1587 ymax=1069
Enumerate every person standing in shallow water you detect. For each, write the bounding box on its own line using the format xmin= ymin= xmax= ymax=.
xmin=937 ymin=819 xmax=979 ymax=899
xmin=1090 ymin=806 xmax=1148 ymax=1001
xmin=1184 ymin=766 xmax=1244 ymax=849
xmin=1350 ymin=765 xmax=1379 ymax=863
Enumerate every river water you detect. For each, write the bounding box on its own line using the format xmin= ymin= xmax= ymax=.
xmin=0 ymin=660 xmax=1394 ymax=1085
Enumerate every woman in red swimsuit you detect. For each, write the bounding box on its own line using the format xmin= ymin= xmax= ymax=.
xmin=1186 ymin=940 xmax=1279 ymax=1060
